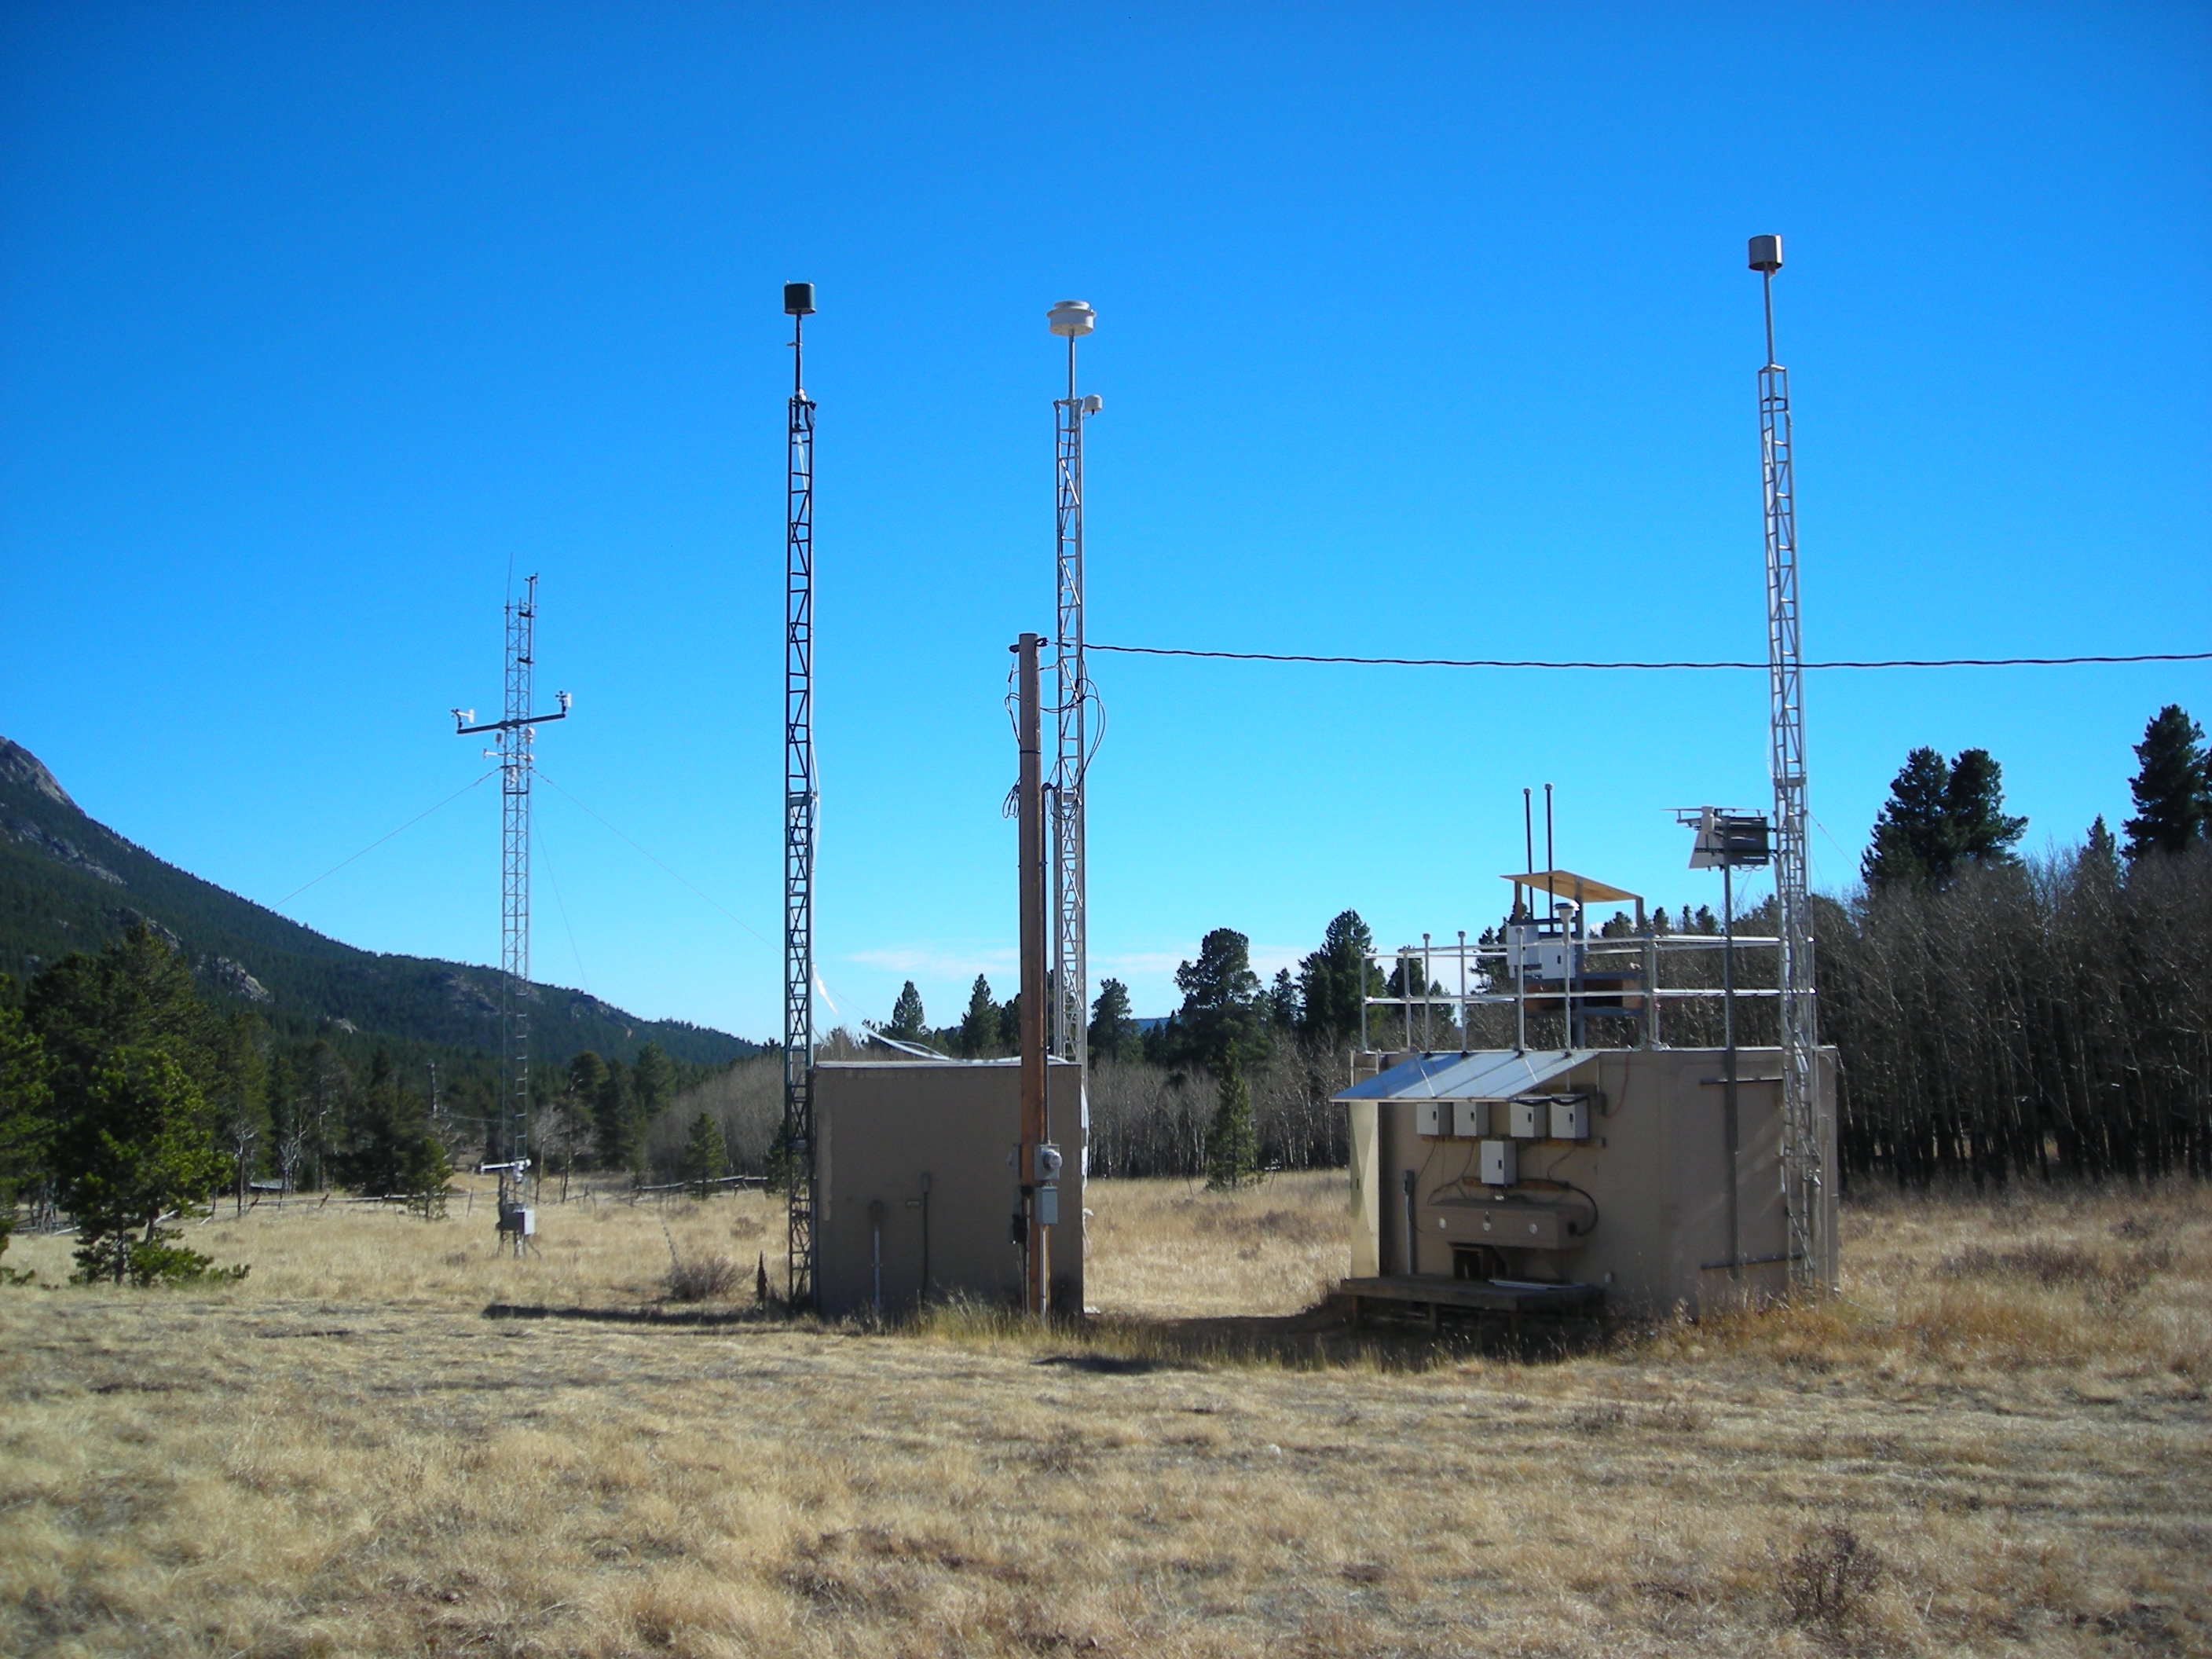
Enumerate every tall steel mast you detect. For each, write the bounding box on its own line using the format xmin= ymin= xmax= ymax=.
xmin=1046 ymin=300 xmax=1100 ymax=1083
xmin=782 ymin=281 xmax=819 ymax=1309
xmin=452 ymin=576 xmax=569 ymax=1245
xmin=1750 ymin=234 xmax=1830 ymax=1291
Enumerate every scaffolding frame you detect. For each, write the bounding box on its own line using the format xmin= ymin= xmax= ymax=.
xmin=1757 ymin=252 xmax=1829 ymax=1291
xmin=783 ymin=315 xmax=819 ymax=1309
xmin=452 ymin=575 xmax=569 ymax=1247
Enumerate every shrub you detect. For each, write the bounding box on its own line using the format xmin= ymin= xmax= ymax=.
xmin=1777 ymin=1522 xmax=1881 ymax=1632
xmin=666 ymin=1253 xmax=741 ymax=1302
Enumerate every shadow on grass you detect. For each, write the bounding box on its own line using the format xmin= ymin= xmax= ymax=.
xmin=927 ymin=1297 xmax=1610 ymax=1372
xmin=478 ymin=1297 xmax=1608 ymax=1368
xmin=483 ymin=1302 xmax=775 ymax=1329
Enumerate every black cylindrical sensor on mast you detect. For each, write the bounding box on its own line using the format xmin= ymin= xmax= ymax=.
xmin=784 ymin=282 xmax=817 ymax=317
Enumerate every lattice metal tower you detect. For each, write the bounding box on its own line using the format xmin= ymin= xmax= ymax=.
xmin=1046 ymin=300 xmax=1101 ymax=1079
xmin=782 ymin=281 xmax=819 ymax=1309
xmin=452 ymin=576 xmax=569 ymax=1224
xmin=1750 ymin=234 xmax=1831 ymax=1291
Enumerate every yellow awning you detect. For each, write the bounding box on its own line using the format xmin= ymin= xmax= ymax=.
xmin=1500 ymin=870 xmax=1642 ymax=906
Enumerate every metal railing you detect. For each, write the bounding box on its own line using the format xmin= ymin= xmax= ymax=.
xmin=1358 ymin=928 xmax=1784 ymax=1055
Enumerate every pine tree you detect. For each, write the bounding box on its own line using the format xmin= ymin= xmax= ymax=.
xmin=0 ymin=993 xmax=52 ymax=1276
xmin=2082 ymin=815 xmax=2123 ymax=889
xmin=887 ymin=982 xmax=927 ymax=1040
xmin=335 ymin=1050 xmax=447 ymax=1214
xmin=679 ymin=1111 xmax=727 ymax=1196
xmin=27 ymin=923 xmax=220 ymax=1130
xmin=1296 ymin=910 xmax=1377 ymax=1044
xmin=1863 ymin=747 xmax=1954 ymax=888
xmin=1945 ymin=748 xmax=2029 ymax=868
xmin=2123 ymin=705 xmax=2209 ymax=860
xmin=1087 ymin=978 xmax=1137 ymax=1062
xmin=996 ymin=993 xmax=1022 ymax=1054
xmin=631 ymin=1042 xmax=676 ymax=1123
xmin=1173 ymin=928 xmax=1262 ymax=1071
xmin=595 ymin=1058 xmax=639 ymax=1175
xmin=1865 ymin=745 xmax=2026 ymax=888
xmin=1265 ymin=968 xmax=1299 ymax=1031
xmin=1203 ymin=1054 xmax=1258 ymax=1190
xmin=958 ymin=976 xmax=998 ymax=1058
xmin=55 ymin=1046 xmax=231 ymax=1284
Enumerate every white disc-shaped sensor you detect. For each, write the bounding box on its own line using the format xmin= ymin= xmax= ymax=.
xmin=1047 ymin=299 xmax=1097 ymax=338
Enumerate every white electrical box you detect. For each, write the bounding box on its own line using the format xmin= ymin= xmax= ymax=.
xmin=1508 ymin=1099 xmax=1547 ymax=1138
xmin=1551 ymin=1098 xmax=1590 ymax=1141
xmin=1480 ymin=1139 xmax=1518 ymax=1187
xmin=1506 ymin=925 xmax=1576 ymax=982
xmin=1452 ymin=1099 xmax=1490 ymax=1138
xmin=1415 ymin=1101 xmax=1451 ymax=1137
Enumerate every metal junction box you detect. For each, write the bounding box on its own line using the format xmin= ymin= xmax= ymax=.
xmin=1507 ymin=1099 xmax=1547 ymax=1139
xmin=1416 ymin=1101 xmax=1452 ymax=1138
xmin=1550 ymin=1098 xmax=1591 ymax=1141
xmin=1479 ymin=1138 xmax=1518 ymax=1186
xmin=1452 ymin=1100 xmax=1490 ymax=1138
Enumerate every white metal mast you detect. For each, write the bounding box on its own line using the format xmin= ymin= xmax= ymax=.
xmin=1750 ymin=234 xmax=1831 ymax=1291
xmin=782 ymin=281 xmax=819 ymax=1309
xmin=1046 ymin=300 xmax=1100 ymax=1081
xmin=452 ymin=576 xmax=569 ymax=1243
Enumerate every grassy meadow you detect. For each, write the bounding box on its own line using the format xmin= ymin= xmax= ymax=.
xmin=0 ymin=1171 xmax=2205 ymax=1657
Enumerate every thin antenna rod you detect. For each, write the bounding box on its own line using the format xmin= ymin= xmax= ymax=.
xmin=1522 ymin=788 xmax=1533 ymax=917
xmin=1544 ymin=783 xmax=1555 ymax=925
xmin=1015 ymin=632 xmax=1049 ymax=1318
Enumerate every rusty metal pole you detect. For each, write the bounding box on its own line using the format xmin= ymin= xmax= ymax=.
xmin=1015 ymin=632 xmax=1049 ymax=1317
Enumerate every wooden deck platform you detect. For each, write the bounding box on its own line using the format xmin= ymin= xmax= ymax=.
xmin=1334 ymin=1274 xmax=1604 ymax=1333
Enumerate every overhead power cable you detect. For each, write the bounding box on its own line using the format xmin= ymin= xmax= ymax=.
xmin=276 ymin=767 xmax=498 ymax=907
xmin=1087 ymin=643 xmax=2212 ymax=672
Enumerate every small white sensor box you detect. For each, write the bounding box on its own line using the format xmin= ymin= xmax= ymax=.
xmin=1480 ymin=1139 xmax=1518 ymax=1186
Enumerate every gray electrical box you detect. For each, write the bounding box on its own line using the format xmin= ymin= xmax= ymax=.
xmin=1480 ymin=1139 xmax=1518 ymax=1186
xmin=1452 ymin=1100 xmax=1490 ymax=1138
xmin=1416 ymin=1101 xmax=1452 ymax=1137
xmin=1508 ymin=1099 xmax=1546 ymax=1139
xmin=1551 ymin=1098 xmax=1590 ymax=1141
xmin=1035 ymin=1185 xmax=1059 ymax=1227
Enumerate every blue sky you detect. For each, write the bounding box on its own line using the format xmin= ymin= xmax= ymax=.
xmin=3 ymin=2 xmax=2207 ymax=1042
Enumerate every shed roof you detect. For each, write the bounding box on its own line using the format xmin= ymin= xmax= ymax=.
xmin=1500 ymin=870 xmax=1641 ymax=905
xmin=1333 ymin=1049 xmax=1597 ymax=1104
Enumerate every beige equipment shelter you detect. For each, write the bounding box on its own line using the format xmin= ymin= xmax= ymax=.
xmin=1337 ymin=1046 xmax=1837 ymax=1317
xmin=812 ymin=1059 xmax=1085 ymax=1320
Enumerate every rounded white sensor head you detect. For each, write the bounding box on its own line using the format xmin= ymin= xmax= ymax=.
xmin=1047 ymin=299 xmax=1097 ymax=338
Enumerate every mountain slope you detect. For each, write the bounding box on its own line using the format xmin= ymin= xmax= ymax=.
xmin=0 ymin=736 xmax=756 ymax=1068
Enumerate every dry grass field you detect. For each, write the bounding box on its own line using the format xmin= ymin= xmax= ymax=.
xmin=1 ymin=1171 xmax=2206 ymax=1658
